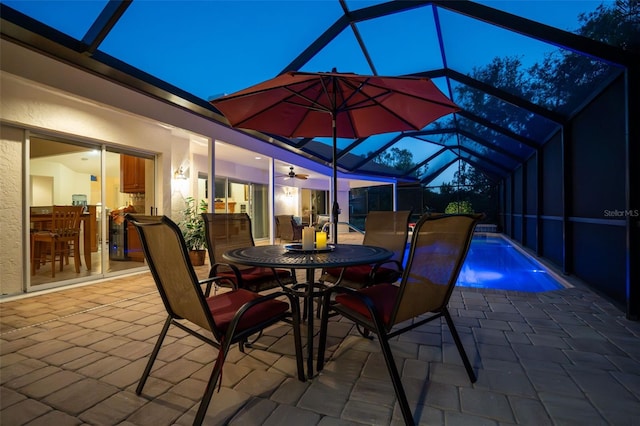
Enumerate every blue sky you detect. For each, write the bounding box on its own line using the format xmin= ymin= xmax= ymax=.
xmin=4 ymin=0 xmax=615 ymax=186
xmin=4 ymin=0 xmax=612 ymax=100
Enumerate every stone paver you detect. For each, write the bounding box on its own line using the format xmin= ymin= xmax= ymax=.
xmin=1 ymin=271 xmax=639 ymax=425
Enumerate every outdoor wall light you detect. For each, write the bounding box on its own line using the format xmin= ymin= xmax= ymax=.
xmin=174 ymin=167 xmax=187 ymax=180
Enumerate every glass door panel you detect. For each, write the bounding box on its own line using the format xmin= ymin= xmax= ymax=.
xmin=214 ymin=177 xmax=269 ymax=240
xmin=251 ymin=183 xmax=268 ymax=239
xmin=28 ymin=138 xmax=156 ymax=289
xmin=104 ymin=149 xmax=154 ymax=274
xmin=29 ymin=137 xmax=103 ymax=287
xmin=312 ymin=190 xmax=328 ymax=217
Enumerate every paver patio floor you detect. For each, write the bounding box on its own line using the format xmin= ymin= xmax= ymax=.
xmin=1 ymin=264 xmax=639 ymax=425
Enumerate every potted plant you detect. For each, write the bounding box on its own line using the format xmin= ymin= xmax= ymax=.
xmin=179 ymin=196 xmax=208 ymax=266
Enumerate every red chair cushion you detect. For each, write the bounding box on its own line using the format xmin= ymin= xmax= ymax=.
xmin=335 ymin=283 xmax=398 ymax=325
xmin=325 ymin=265 xmax=400 ymax=285
xmin=207 ymin=289 xmax=289 ymax=334
xmin=219 ymin=267 xmax=290 ymax=284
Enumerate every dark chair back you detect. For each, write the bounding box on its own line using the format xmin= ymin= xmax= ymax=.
xmin=30 ymin=205 xmax=83 ymax=277
xmin=51 ymin=205 xmax=83 ymax=238
xmin=275 ymin=214 xmax=303 ymax=241
xmin=362 ymin=210 xmax=411 ymax=267
xmin=203 ymin=213 xmax=255 ymax=272
xmin=126 ymin=213 xmax=304 ymax=425
xmin=127 ymin=214 xmax=216 ymax=332
xmin=202 ymin=213 xmax=294 ymax=292
xmin=320 ymin=210 xmax=411 ymax=288
xmin=392 ymin=213 xmax=481 ymax=325
xmin=318 ymin=213 xmax=483 ymax=426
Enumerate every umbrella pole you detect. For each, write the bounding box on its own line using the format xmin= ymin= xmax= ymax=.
xmin=331 ymin=116 xmax=339 ymax=244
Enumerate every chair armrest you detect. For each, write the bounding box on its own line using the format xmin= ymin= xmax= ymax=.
xmin=209 ymin=262 xmax=243 ymax=290
xmin=198 ymin=276 xmax=223 ymax=297
xmin=324 ymin=285 xmax=385 ymax=328
xmin=369 ymin=259 xmax=403 ymax=278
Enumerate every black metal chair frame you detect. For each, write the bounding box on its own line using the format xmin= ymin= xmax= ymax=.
xmin=126 ymin=214 xmax=304 ymax=426
xmin=321 ymin=210 xmax=412 ymax=289
xmin=202 ymin=212 xmax=296 ymax=294
xmin=317 ymin=213 xmax=482 ymax=426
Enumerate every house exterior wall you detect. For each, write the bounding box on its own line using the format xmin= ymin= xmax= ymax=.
xmin=0 ymin=40 xmax=378 ymax=296
xmin=0 ymin=39 xmax=214 ymax=296
xmin=0 ymin=126 xmax=24 ymax=295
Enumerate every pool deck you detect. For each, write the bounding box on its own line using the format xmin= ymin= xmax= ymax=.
xmin=1 ymin=253 xmax=639 ymax=424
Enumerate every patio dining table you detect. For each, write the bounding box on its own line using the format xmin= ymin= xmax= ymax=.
xmin=223 ymin=243 xmax=392 ymax=378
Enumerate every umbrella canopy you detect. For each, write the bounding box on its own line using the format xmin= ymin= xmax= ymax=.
xmin=210 ymin=70 xmax=460 ymax=243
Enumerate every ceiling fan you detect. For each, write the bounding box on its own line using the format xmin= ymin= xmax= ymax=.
xmin=280 ymin=166 xmax=308 ymax=180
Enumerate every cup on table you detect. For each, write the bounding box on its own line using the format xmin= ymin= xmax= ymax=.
xmin=302 ymin=227 xmax=315 ymax=250
xmin=315 ymin=231 xmax=327 ymax=249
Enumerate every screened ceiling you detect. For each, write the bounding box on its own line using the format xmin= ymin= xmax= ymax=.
xmin=1 ymin=0 xmax=636 ymax=185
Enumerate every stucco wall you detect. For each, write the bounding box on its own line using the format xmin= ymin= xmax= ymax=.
xmin=0 ymin=125 xmax=24 ymax=295
xmin=0 ymin=39 xmax=388 ymax=295
xmin=0 ymin=72 xmax=190 ymax=296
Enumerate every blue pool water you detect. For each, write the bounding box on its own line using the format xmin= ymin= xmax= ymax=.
xmin=456 ymin=235 xmax=565 ymax=292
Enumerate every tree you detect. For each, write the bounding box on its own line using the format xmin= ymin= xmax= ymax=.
xmin=529 ymin=0 xmax=639 ymax=110
xmin=445 ymin=200 xmax=474 ymax=214
xmin=451 ymin=0 xmax=639 ymax=133
xmin=452 ymin=163 xmax=493 ymax=195
xmin=455 ymin=56 xmax=536 ymax=136
xmin=578 ymin=0 xmax=640 ymax=53
xmin=371 ymin=147 xmax=416 ymax=172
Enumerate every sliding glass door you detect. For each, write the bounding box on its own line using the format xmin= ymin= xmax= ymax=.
xmin=28 ymin=135 xmax=155 ymax=290
xmin=104 ymin=149 xmax=155 ymax=274
xmin=29 ymin=137 xmax=103 ymax=288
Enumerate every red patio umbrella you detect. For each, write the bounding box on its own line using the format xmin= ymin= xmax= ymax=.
xmin=210 ymin=70 xmax=459 ymax=243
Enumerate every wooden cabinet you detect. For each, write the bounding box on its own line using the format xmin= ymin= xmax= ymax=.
xmin=214 ymin=201 xmax=236 ymax=212
xmin=126 ymin=222 xmax=144 ymax=262
xmin=120 ymin=155 xmax=145 ymax=193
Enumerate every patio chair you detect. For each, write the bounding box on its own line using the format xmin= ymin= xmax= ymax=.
xmin=317 ymin=213 xmax=483 ymax=426
xmin=314 ymin=214 xmax=331 ymax=233
xmin=320 ymin=210 xmax=411 ymax=289
xmin=30 ymin=205 xmax=83 ymax=277
xmin=275 ymin=214 xmax=304 ymax=242
xmin=202 ymin=213 xmax=295 ymax=293
xmin=125 ymin=214 xmax=304 ymax=426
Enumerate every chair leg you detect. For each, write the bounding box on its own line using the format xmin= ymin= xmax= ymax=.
xmin=323 ymin=300 xmax=414 ymax=425
xmin=356 ymin=324 xmax=372 ymax=339
xmin=316 ymin=292 xmax=332 ymax=372
xmin=375 ymin=327 xmax=415 ymax=426
xmin=193 ymin=338 xmax=233 ymax=426
xmin=59 ymin=242 xmax=65 ymax=272
xmin=289 ymin=296 xmax=305 ymax=381
xmin=64 ymin=241 xmax=70 ymax=265
xmin=73 ymin=239 xmax=81 ymax=273
xmin=443 ymin=308 xmax=477 ymax=382
xmin=136 ymin=316 xmax=172 ymax=395
xmin=50 ymin=241 xmax=56 ymax=278
xmin=302 ymin=298 xmax=308 ymax=322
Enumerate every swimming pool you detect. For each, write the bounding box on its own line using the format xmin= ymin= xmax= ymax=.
xmin=456 ymin=235 xmax=567 ymax=292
